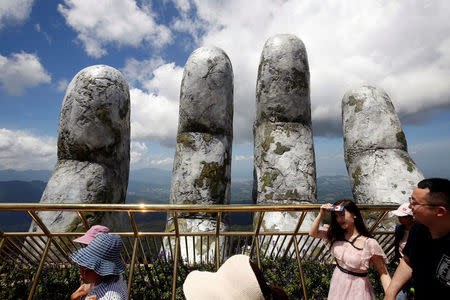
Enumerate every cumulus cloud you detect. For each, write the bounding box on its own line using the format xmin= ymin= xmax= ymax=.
xmin=125 ymin=59 xmax=183 ymax=147
xmin=0 ymin=0 xmax=34 ymax=30
xmin=0 ymin=52 xmax=51 ymax=95
xmin=122 ymin=57 xmax=166 ymax=88
xmin=169 ymin=0 xmax=450 ymax=141
xmin=58 ymin=0 xmax=172 ymax=58
xmin=130 ymin=87 xmax=179 ymax=147
xmin=0 ymin=128 xmax=56 ymax=170
xmin=56 ymin=78 xmax=68 ymax=92
xmin=130 ymin=141 xmax=173 ymax=168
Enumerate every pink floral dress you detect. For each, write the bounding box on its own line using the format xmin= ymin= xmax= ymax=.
xmin=319 ymin=225 xmax=388 ymax=300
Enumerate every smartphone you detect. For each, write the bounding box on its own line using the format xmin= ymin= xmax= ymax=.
xmin=327 ymin=205 xmax=344 ymax=212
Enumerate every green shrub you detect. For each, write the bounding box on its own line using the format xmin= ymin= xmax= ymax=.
xmin=1 ymin=257 xmax=392 ymax=299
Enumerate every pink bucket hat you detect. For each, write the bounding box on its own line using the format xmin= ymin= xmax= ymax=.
xmin=183 ymin=255 xmax=265 ymax=300
xmin=392 ymin=202 xmax=413 ymax=217
xmin=73 ymin=225 xmax=110 ymax=244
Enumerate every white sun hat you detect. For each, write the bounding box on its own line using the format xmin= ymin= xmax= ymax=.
xmin=183 ymin=254 xmax=265 ymax=300
xmin=392 ymin=202 xmax=413 ymax=217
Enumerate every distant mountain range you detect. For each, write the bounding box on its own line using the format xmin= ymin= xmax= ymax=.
xmin=0 ymin=168 xmax=353 ymax=204
xmin=0 ymin=168 xmax=353 ymax=231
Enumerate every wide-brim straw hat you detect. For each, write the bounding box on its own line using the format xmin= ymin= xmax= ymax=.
xmin=392 ymin=202 xmax=413 ymax=217
xmin=70 ymin=233 xmax=125 ymax=276
xmin=183 ymin=254 xmax=264 ymax=300
xmin=73 ymin=225 xmax=110 ymax=244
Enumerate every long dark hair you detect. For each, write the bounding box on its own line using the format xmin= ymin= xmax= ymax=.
xmin=326 ymin=199 xmax=371 ymax=243
xmin=250 ymin=261 xmax=289 ymax=300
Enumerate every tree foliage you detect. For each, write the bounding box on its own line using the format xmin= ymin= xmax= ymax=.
xmin=0 ymin=257 xmax=391 ymax=299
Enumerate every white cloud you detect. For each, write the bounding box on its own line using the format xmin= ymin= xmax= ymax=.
xmin=0 ymin=128 xmax=56 ymax=170
xmin=130 ymin=141 xmax=173 ymax=168
xmin=0 ymin=0 xmax=34 ymax=30
xmin=124 ymin=58 xmax=183 ymax=147
xmin=34 ymin=22 xmax=51 ymax=43
xmin=56 ymin=78 xmax=68 ymax=92
xmin=235 ymin=155 xmax=253 ymax=161
xmin=122 ymin=57 xmax=166 ymax=88
xmin=58 ymin=0 xmax=172 ymax=58
xmin=0 ymin=52 xmax=51 ymax=95
xmin=173 ymin=0 xmax=191 ymax=13
xmin=130 ymin=87 xmax=180 ymax=147
xmin=168 ymin=0 xmax=450 ymax=140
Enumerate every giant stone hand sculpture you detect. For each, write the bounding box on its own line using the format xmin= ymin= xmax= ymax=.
xmin=253 ymin=34 xmax=317 ymax=252
xmin=29 ymin=65 xmax=130 ymax=234
xmin=342 ymin=86 xmax=424 ymax=206
xmin=167 ymin=46 xmax=233 ymax=262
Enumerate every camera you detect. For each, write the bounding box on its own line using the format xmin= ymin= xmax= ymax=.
xmin=327 ymin=205 xmax=344 ymax=212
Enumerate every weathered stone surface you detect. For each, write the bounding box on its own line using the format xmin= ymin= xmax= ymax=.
xmin=253 ymin=34 xmax=316 ymax=253
xmin=170 ymin=132 xmax=232 ymax=207
xmin=254 ymin=35 xmax=316 ymax=206
xmin=343 ymin=86 xmax=423 ymax=205
xmin=178 ymin=46 xmax=233 ymax=135
xmin=253 ymin=122 xmax=316 ymax=204
xmin=343 ymin=86 xmax=407 ymax=156
xmin=256 ymin=34 xmax=310 ymax=125
xmin=167 ymin=47 xmax=233 ymax=261
xmin=29 ymin=65 xmax=130 ymax=233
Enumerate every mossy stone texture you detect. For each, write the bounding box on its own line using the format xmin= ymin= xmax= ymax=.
xmin=30 ymin=65 xmax=130 ymax=233
xmin=253 ymin=35 xmax=317 ymax=254
xmin=342 ymin=86 xmax=423 ymax=204
xmin=167 ymin=47 xmax=233 ymax=262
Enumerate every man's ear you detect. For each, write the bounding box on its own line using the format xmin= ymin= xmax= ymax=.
xmin=435 ymin=206 xmax=448 ymax=217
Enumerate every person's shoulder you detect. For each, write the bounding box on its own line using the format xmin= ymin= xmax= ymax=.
xmin=410 ymin=222 xmax=429 ymax=233
xmin=365 ymin=237 xmax=380 ymax=246
xmin=395 ymin=224 xmax=404 ymax=230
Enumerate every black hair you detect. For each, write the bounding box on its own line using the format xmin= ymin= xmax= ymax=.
xmin=326 ymin=199 xmax=371 ymax=243
xmin=249 ymin=261 xmax=288 ymax=300
xmin=417 ymin=178 xmax=450 ymax=207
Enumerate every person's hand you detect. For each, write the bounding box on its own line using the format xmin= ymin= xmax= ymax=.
xmin=87 ymin=296 xmax=98 ymax=300
xmin=320 ymin=203 xmax=333 ymax=215
xmin=70 ymin=283 xmax=93 ymax=300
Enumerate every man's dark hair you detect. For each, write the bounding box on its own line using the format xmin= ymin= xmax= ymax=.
xmin=417 ymin=178 xmax=450 ymax=207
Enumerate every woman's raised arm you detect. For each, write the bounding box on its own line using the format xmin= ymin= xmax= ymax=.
xmin=309 ymin=203 xmax=333 ymax=239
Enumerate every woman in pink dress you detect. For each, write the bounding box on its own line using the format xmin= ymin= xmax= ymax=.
xmin=309 ymin=199 xmax=391 ymax=300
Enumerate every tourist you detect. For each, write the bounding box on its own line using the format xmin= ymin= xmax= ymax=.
xmin=70 ymin=233 xmax=128 ymax=300
xmin=183 ymin=254 xmax=288 ymax=299
xmin=73 ymin=225 xmax=110 ymax=245
xmin=391 ymin=203 xmax=414 ymax=300
xmin=309 ymin=199 xmax=391 ymax=299
xmin=384 ymin=178 xmax=450 ymax=300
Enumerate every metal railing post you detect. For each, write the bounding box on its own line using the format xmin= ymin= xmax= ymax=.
xmin=293 ymin=234 xmax=308 ymax=300
xmin=127 ymin=236 xmax=139 ymax=299
xmin=171 ymin=212 xmax=180 ymax=300
xmin=27 ymin=237 xmax=51 ymax=300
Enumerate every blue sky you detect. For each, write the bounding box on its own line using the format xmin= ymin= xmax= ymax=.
xmin=0 ymin=0 xmax=449 ymax=180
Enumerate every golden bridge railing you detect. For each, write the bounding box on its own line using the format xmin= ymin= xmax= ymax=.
xmin=0 ymin=203 xmax=398 ymax=300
